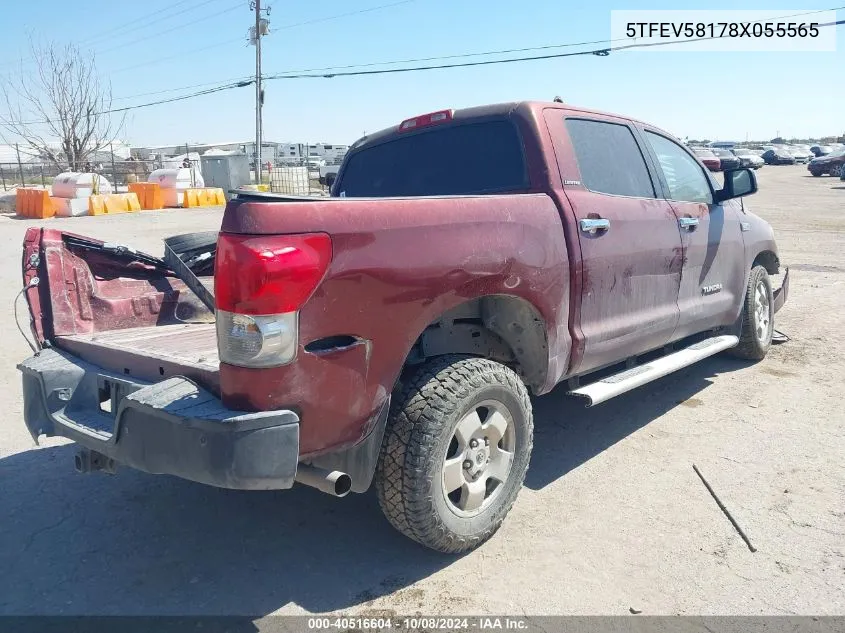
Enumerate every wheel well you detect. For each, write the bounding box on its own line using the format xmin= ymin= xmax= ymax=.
xmin=404 ymin=296 xmax=548 ymax=393
xmin=753 ymin=250 xmax=780 ymax=275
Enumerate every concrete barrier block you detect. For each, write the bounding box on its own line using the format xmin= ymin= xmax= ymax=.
xmin=88 ymin=193 xmax=142 ymax=216
xmin=16 ymin=188 xmax=56 ymax=219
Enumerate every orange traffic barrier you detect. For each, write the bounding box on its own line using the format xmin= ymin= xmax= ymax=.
xmin=128 ymin=182 xmax=163 ymax=210
xmin=88 ymin=193 xmax=142 ymax=216
xmin=182 ymin=187 xmax=226 ymax=208
xmin=16 ymin=188 xmax=56 ymax=219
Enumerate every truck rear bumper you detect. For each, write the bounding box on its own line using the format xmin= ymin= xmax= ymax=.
xmin=18 ymin=348 xmax=300 ymax=490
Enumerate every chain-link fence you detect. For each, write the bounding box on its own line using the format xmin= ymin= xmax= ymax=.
xmin=0 ymin=159 xmax=166 ymax=192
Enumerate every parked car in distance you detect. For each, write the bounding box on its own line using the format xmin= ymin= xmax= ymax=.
xmin=691 ymin=146 xmax=721 ymax=171
xmin=787 ymin=147 xmax=812 ymax=164
xmin=318 ymin=159 xmax=343 ymax=187
xmin=807 ymin=148 xmax=845 ymax=177
xmin=711 ymin=148 xmax=742 ymax=171
xmin=731 ymin=148 xmax=764 ymax=169
xmin=17 ymin=101 xmax=789 ymax=553
xmin=762 ymin=148 xmax=796 ymax=165
xmin=810 ymin=145 xmax=833 ymax=157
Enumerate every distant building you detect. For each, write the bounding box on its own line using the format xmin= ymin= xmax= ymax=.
xmin=132 ymin=141 xmax=277 ymax=163
xmin=277 ymin=142 xmax=349 ymax=164
xmin=132 ymin=140 xmax=349 ymax=166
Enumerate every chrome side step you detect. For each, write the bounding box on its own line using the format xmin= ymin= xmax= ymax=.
xmin=569 ymin=335 xmax=739 ymax=406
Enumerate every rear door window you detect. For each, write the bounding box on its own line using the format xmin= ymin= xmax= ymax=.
xmin=337 ymin=120 xmax=528 ymax=197
xmin=564 ymin=118 xmax=655 ymax=198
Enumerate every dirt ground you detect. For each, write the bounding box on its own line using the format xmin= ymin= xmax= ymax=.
xmin=0 ymin=166 xmax=842 ymax=616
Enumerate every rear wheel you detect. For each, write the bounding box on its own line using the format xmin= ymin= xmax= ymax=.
xmin=730 ymin=265 xmax=773 ymax=360
xmin=375 ymin=355 xmax=533 ymax=553
xmin=830 ymin=164 xmax=843 ymax=177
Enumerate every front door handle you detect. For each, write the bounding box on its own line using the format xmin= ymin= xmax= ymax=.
xmin=579 ymin=218 xmax=610 ymax=234
xmin=679 ymin=217 xmax=700 ymax=230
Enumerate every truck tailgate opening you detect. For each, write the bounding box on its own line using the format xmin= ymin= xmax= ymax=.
xmin=22 ymin=227 xmax=220 ymax=392
xmin=56 ymin=323 xmax=219 ymax=390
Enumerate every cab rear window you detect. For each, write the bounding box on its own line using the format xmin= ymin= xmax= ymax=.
xmin=337 ymin=120 xmax=528 ymax=197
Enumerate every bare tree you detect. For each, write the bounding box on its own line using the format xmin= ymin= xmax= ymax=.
xmin=0 ymin=39 xmax=124 ymax=171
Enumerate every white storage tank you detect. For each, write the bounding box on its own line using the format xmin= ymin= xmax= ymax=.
xmin=148 ymin=167 xmax=204 ymax=190
xmin=52 ymin=172 xmax=113 ymax=198
xmin=53 ymin=197 xmax=90 ymax=217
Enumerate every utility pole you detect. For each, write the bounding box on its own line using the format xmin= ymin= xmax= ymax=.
xmin=250 ymin=0 xmax=270 ymax=184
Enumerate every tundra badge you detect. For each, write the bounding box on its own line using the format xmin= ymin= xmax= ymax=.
xmin=701 ymin=283 xmax=723 ymax=296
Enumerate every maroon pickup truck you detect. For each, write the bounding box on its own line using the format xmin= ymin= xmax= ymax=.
xmin=18 ymin=101 xmax=788 ymax=553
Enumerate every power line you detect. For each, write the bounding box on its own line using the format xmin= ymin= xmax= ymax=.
xmin=101 ymin=1 xmax=418 ymax=80
xmin=8 ymin=10 xmax=844 ymax=124
xmin=110 ymin=5 xmax=844 ymax=103
xmin=258 ymin=6 xmax=844 ymax=77
xmin=274 ymin=0 xmax=415 ymax=30
xmin=101 ymin=80 xmax=255 ymax=115
xmin=112 ymin=74 xmax=254 ymax=101
xmin=6 ymin=80 xmax=255 ymax=126
xmin=262 ymin=36 xmax=633 ymax=76
xmin=0 ymin=0 xmax=229 ymax=73
xmin=79 ymin=0 xmax=228 ymax=46
xmin=109 ymin=38 xmax=246 ymax=76
xmin=265 ymin=14 xmax=845 ymax=80
xmin=109 ymin=36 xmax=622 ymax=100
xmin=95 ymin=2 xmax=244 ymax=55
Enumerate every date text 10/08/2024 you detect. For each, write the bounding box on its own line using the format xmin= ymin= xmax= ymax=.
xmin=307 ymin=617 xmax=530 ymax=631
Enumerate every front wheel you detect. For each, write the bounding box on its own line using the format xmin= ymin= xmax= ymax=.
xmin=375 ymin=355 xmax=533 ymax=553
xmin=730 ymin=265 xmax=774 ymax=360
xmin=830 ymin=164 xmax=843 ymax=177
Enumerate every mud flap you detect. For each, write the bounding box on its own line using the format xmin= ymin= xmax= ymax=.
xmin=773 ymin=266 xmax=789 ymax=313
xmin=305 ymin=396 xmax=391 ymax=493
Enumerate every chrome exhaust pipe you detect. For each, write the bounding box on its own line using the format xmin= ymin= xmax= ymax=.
xmin=295 ymin=464 xmax=352 ymax=497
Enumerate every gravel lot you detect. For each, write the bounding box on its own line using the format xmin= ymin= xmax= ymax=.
xmin=0 ymin=166 xmax=842 ymax=616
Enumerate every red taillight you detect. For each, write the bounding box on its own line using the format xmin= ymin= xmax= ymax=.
xmin=399 ymin=109 xmax=453 ymax=132
xmin=214 ymin=233 xmax=332 ymax=315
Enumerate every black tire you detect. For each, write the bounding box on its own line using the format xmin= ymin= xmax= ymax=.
xmin=810 ymin=170 xmax=822 ymax=177
xmin=730 ymin=265 xmax=774 ymax=360
xmin=375 ymin=355 xmax=533 ymax=553
xmin=163 ymin=231 xmax=218 ymax=256
xmin=163 ymin=232 xmax=218 ymax=276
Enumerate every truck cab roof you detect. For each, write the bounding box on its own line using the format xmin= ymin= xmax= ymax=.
xmin=348 ymin=101 xmax=657 ymax=153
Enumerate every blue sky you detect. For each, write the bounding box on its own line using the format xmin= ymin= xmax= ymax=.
xmin=0 ymin=0 xmax=842 ymax=146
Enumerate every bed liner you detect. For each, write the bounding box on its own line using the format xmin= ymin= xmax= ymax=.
xmin=55 ymin=322 xmax=219 ymax=392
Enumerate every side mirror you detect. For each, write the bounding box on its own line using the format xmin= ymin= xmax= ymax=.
xmin=715 ymin=168 xmax=757 ymax=203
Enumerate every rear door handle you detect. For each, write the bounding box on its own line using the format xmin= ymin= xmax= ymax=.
xmin=679 ymin=217 xmax=700 ymax=230
xmin=579 ymin=218 xmax=610 ymax=234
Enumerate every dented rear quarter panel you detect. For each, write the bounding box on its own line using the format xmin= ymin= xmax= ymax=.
xmin=220 ymin=194 xmax=570 ymax=455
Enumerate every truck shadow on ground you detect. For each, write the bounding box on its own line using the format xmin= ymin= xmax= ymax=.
xmin=526 ymin=355 xmax=753 ymax=490
xmin=0 ymin=355 xmax=751 ymax=616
